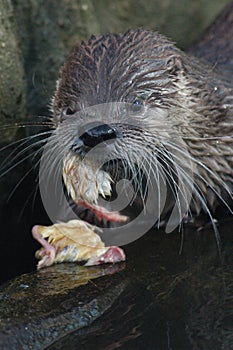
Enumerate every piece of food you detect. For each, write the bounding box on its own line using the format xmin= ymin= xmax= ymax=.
xmin=32 ymin=220 xmax=126 ymax=269
xmin=63 ymin=153 xmax=128 ymax=223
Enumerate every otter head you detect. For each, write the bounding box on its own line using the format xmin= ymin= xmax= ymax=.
xmin=50 ymin=29 xmax=233 ymax=229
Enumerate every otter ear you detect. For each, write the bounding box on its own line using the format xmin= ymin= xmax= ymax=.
xmin=166 ymin=56 xmax=184 ymax=74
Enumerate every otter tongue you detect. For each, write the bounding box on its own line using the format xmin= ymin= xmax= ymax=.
xmin=77 ymin=200 xmax=128 ymax=223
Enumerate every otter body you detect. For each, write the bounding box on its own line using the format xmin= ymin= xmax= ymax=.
xmin=50 ymin=2 xmax=233 ymax=229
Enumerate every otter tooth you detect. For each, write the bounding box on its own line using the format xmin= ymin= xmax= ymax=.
xmin=97 ymin=171 xmax=112 ymax=197
xmin=62 ymin=152 xmax=114 ymax=205
xmin=83 ymin=188 xmax=98 ymax=204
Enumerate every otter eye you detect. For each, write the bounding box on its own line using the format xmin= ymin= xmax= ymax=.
xmin=130 ymin=98 xmax=144 ymax=113
xmin=133 ymin=99 xmax=143 ymax=106
xmin=64 ymin=107 xmax=75 ymax=116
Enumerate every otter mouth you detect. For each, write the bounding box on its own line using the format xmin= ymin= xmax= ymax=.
xmin=62 ymin=151 xmax=128 ymax=225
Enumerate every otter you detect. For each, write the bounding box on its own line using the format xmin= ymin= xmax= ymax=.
xmin=34 ymin=2 xmax=233 ymax=258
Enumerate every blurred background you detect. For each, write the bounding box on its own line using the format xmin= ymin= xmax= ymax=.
xmin=0 ymin=0 xmax=230 ymax=121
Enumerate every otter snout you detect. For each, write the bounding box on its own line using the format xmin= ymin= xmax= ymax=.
xmin=71 ymin=123 xmax=117 ymax=157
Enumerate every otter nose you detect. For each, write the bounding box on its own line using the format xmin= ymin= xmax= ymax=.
xmin=80 ymin=124 xmax=117 ymax=148
xmin=71 ymin=124 xmax=117 ymax=156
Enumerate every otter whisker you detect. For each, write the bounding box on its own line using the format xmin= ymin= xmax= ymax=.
xmin=16 ymin=184 xmax=40 ymax=223
xmin=137 ymin=150 xmax=166 ymax=225
xmin=0 ymin=120 xmax=55 ymax=132
xmin=165 ymin=140 xmax=233 ymax=212
xmin=0 ymin=140 xmax=47 ymax=179
xmin=0 ymin=129 xmax=52 ymax=155
xmin=6 ymin=155 xmax=41 ymax=203
xmin=0 ymin=131 xmax=52 ymax=172
xmin=127 ymin=147 xmax=153 ymax=206
xmin=38 ymin=125 xmax=82 ymax=202
xmin=152 ymin=143 xmax=221 ymax=249
xmin=141 ymin=139 xmax=189 ymax=207
xmin=152 ymin=149 xmax=189 ymax=226
xmin=135 ymin=137 xmax=209 ymax=225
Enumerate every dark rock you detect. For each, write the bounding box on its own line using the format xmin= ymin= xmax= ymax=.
xmin=0 ymin=263 xmax=127 ymax=350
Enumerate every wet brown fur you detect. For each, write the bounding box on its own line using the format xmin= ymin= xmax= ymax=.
xmin=52 ymin=2 xmax=233 ymax=215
